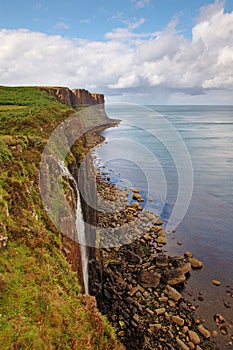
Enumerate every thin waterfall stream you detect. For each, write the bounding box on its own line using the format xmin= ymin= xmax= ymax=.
xmin=76 ymin=189 xmax=89 ymax=294
xmin=58 ymin=161 xmax=89 ymax=294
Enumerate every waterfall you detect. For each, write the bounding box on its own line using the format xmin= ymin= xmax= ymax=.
xmin=76 ymin=190 xmax=89 ymax=294
xmin=58 ymin=161 xmax=89 ymax=294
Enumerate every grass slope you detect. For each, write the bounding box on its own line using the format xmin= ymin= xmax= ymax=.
xmin=0 ymin=86 xmax=123 ymax=350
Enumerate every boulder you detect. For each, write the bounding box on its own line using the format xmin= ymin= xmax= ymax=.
xmin=139 ymin=270 xmax=160 ymax=289
xmin=189 ymin=257 xmax=203 ymax=269
xmin=165 ymin=285 xmax=182 ymax=302
xmin=156 ymin=255 xmax=169 ymax=268
xmin=162 ymin=269 xmax=186 ymax=286
xmin=156 ymin=236 xmax=167 ymax=244
xmin=133 ymin=193 xmax=143 ymax=201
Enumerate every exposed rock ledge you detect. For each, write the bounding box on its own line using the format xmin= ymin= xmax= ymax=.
xmin=39 ymin=86 xmax=104 ymax=109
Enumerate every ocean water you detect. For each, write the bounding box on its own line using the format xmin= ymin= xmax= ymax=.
xmin=94 ymin=105 xmax=233 ymax=336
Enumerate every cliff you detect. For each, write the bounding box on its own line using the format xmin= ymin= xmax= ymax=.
xmin=0 ymin=86 xmax=124 ymax=350
xmin=38 ymin=86 xmax=105 ymax=109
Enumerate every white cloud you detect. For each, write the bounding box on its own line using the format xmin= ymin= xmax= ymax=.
xmin=54 ymin=22 xmax=69 ymax=30
xmin=80 ymin=18 xmax=91 ymax=24
xmin=124 ymin=17 xmax=146 ymax=30
xmin=132 ymin=0 xmax=151 ymax=9
xmin=0 ymin=1 xmax=233 ymax=104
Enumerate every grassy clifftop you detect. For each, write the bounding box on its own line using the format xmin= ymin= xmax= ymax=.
xmin=0 ymin=86 xmax=124 ymax=349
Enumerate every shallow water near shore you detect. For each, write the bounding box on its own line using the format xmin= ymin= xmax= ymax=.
xmin=94 ymin=105 xmax=233 ymax=347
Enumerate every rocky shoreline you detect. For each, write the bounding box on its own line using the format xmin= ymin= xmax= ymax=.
xmin=92 ymin=174 xmax=220 ymax=350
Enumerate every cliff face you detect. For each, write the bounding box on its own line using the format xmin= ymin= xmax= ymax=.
xmin=39 ymin=87 xmax=105 ymax=109
xmin=72 ymin=89 xmax=104 ymax=108
xmin=0 ymin=86 xmax=125 ymax=350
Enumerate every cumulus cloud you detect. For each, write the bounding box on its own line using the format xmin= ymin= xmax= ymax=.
xmin=0 ymin=1 xmax=233 ymax=103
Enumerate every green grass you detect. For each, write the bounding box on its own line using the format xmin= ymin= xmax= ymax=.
xmin=0 ymin=87 xmax=73 ymax=137
xmin=0 ymin=86 xmax=123 ymax=350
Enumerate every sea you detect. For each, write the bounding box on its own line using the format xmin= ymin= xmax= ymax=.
xmin=93 ymin=105 xmax=233 ymax=344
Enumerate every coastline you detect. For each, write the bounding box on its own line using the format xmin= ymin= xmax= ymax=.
xmin=87 ymin=124 xmax=222 ymax=350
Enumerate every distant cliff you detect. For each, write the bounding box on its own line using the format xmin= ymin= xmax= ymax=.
xmin=39 ymin=86 xmax=105 ymax=109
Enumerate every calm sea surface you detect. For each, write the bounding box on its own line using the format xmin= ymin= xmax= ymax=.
xmin=94 ymin=105 xmax=233 ymax=336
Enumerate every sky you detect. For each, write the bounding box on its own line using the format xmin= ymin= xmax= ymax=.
xmin=0 ymin=0 xmax=233 ymax=104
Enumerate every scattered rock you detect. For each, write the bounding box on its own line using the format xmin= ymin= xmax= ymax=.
xmin=197 ymin=324 xmax=211 ymax=338
xmin=162 ymin=269 xmax=186 ymax=286
xmin=196 ymin=346 xmax=203 ymax=350
xmin=188 ymin=330 xmax=201 ymax=344
xmin=212 ymin=330 xmax=218 ymax=337
xmin=133 ymin=193 xmax=143 ymax=201
xmin=125 ymin=251 xmax=141 ymax=264
xmin=184 ymin=251 xmax=193 ymax=258
xmin=172 ymin=315 xmax=185 ymax=326
xmin=156 ymin=236 xmax=167 ymax=245
xmin=128 ymin=285 xmax=144 ymax=297
xmin=158 ymin=296 xmax=168 ymax=303
xmin=212 ymin=279 xmax=221 ymax=286
xmin=156 ymin=255 xmax=169 ymax=268
xmin=154 ymin=219 xmax=163 ymax=225
xmin=220 ymin=324 xmax=228 ymax=335
xmin=95 ymin=175 xmax=218 ymax=350
xmin=155 ymin=307 xmax=166 ymax=316
xmin=213 ymin=313 xmax=225 ymax=326
xmin=165 ymin=285 xmax=182 ymax=302
xmin=176 ymin=337 xmax=189 ymax=350
xmin=189 ymin=257 xmax=203 ymax=269
xmin=138 ymin=270 xmax=160 ymax=289
xmin=182 ymin=326 xmax=189 ymax=334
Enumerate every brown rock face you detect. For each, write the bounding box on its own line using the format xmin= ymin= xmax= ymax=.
xmin=38 ymin=87 xmax=105 ymax=109
xmin=72 ymin=89 xmax=104 ymax=108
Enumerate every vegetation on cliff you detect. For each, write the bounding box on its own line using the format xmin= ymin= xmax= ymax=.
xmin=0 ymin=86 xmax=124 ymax=349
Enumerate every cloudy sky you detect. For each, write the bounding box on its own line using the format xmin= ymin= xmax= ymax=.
xmin=1 ymin=0 xmax=233 ymax=104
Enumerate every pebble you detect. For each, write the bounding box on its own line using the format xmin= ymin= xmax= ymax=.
xmin=156 ymin=236 xmax=167 ymax=244
xmin=187 ymin=342 xmax=195 ymax=349
xmin=159 ymin=296 xmax=168 ymax=303
xmin=155 ymin=308 xmax=166 ymax=316
xmin=188 ymin=330 xmax=201 ymax=344
xmin=212 ymin=279 xmax=221 ymax=286
xmin=176 ymin=337 xmax=189 ymax=350
xmin=212 ymin=330 xmax=218 ymax=337
xmin=184 ymin=251 xmax=193 ymax=258
xmin=214 ymin=313 xmax=225 ymax=325
xmin=197 ymin=324 xmax=211 ymax=338
xmin=168 ymin=300 xmax=176 ymax=308
xmin=182 ymin=326 xmax=189 ymax=334
xmin=189 ymin=258 xmax=203 ymax=269
xmin=220 ymin=324 xmax=228 ymax=335
xmin=172 ymin=315 xmax=185 ymax=326
xmin=165 ymin=285 xmax=182 ymax=302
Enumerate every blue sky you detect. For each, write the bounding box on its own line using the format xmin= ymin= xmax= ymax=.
xmin=1 ymin=0 xmax=233 ymax=104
